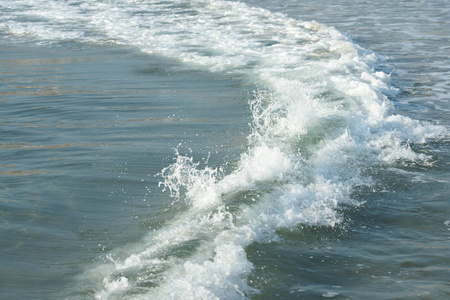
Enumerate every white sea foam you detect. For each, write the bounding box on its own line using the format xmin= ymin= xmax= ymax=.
xmin=2 ymin=0 xmax=446 ymax=298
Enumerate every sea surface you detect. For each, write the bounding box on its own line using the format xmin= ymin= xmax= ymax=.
xmin=0 ymin=1 xmax=449 ymax=299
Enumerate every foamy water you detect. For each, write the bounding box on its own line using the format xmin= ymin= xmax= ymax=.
xmin=1 ymin=0 xmax=448 ymax=299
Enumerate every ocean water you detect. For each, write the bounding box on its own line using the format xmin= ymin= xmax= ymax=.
xmin=0 ymin=0 xmax=449 ymax=299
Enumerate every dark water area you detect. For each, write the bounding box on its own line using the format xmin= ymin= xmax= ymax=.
xmin=0 ymin=42 xmax=250 ymax=298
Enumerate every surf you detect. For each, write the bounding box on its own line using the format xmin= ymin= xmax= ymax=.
xmin=2 ymin=0 xmax=446 ymax=298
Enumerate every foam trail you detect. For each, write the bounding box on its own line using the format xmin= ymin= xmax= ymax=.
xmin=2 ymin=0 xmax=446 ymax=298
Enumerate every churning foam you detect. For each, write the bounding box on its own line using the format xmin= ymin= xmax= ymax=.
xmin=2 ymin=0 xmax=446 ymax=298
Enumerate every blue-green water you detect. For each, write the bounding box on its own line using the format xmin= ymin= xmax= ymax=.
xmin=1 ymin=1 xmax=449 ymax=299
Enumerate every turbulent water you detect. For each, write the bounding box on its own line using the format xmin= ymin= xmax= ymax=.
xmin=1 ymin=0 xmax=449 ymax=299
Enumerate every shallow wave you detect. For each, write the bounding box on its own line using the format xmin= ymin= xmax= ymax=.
xmin=2 ymin=0 xmax=446 ymax=298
